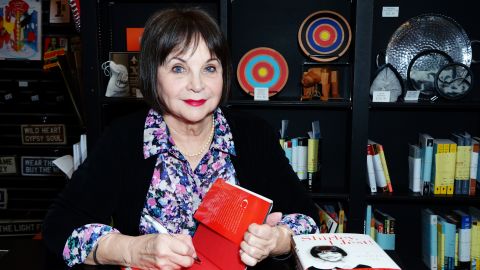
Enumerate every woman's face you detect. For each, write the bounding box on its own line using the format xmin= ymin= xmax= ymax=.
xmin=156 ymin=38 xmax=223 ymax=124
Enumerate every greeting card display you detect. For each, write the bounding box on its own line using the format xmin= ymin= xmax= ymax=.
xmin=237 ymin=47 xmax=289 ymax=97
xmin=298 ymin=10 xmax=352 ymax=62
xmin=0 ymin=0 xmax=42 ymax=60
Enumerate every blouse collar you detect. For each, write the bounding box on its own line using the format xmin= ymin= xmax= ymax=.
xmin=143 ymin=108 xmax=236 ymax=159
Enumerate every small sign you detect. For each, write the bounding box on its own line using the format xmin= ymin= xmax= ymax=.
xmin=254 ymin=87 xmax=269 ymax=101
xmin=404 ymin=90 xmax=420 ymax=102
xmin=21 ymin=124 xmax=67 ymax=145
xmin=0 ymin=189 xmax=7 ymax=210
xmin=0 ymin=156 xmax=17 ymax=175
xmin=21 ymin=156 xmax=62 ymax=176
xmin=0 ymin=219 xmax=43 ymax=236
xmin=18 ymin=81 xmax=29 ymax=88
xmin=382 ymin=6 xmax=399 ymax=17
xmin=372 ymin=91 xmax=391 ymax=102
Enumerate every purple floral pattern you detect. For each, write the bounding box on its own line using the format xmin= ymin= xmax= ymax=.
xmin=62 ymin=108 xmax=318 ymax=266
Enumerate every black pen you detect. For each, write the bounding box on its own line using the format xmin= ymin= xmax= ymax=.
xmin=144 ymin=214 xmax=201 ymax=264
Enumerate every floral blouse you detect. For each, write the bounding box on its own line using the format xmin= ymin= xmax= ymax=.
xmin=62 ymin=108 xmax=318 ymax=266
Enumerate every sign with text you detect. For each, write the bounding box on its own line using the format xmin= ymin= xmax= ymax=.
xmin=0 ymin=219 xmax=43 ymax=236
xmin=0 ymin=156 xmax=17 ymax=175
xmin=21 ymin=124 xmax=67 ymax=145
xmin=21 ymin=156 xmax=62 ymax=176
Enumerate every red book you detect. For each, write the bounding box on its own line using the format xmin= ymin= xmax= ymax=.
xmin=188 ymin=178 xmax=273 ymax=270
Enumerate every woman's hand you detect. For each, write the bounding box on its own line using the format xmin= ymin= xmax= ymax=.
xmin=91 ymin=233 xmax=197 ymax=270
xmin=239 ymin=212 xmax=293 ymax=267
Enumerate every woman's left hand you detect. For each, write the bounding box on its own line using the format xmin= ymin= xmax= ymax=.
xmin=239 ymin=212 xmax=293 ymax=267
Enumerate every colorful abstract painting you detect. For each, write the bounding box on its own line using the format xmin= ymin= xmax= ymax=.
xmin=0 ymin=0 xmax=42 ymax=60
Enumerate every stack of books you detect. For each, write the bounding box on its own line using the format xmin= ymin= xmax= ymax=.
xmin=366 ymin=140 xmax=393 ymax=193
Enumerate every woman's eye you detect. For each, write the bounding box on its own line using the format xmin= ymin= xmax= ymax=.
xmin=172 ymin=66 xmax=185 ymax=73
xmin=205 ymin=65 xmax=217 ymax=73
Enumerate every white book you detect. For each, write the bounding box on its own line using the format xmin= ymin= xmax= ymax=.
xmin=366 ymin=150 xmax=377 ymax=193
xmin=292 ymin=233 xmax=401 ymax=270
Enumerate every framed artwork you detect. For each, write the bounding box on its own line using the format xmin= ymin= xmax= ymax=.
xmin=49 ymin=0 xmax=70 ymax=23
xmin=0 ymin=0 xmax=42 ymax=60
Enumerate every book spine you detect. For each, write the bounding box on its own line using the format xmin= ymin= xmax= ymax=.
xmin=455 ymin=145 xmax=471 ymax=195
xmin=421 ymin=208 xmax=438 ymax=270
xmin=422 ymin=139 xmax=434 ymax=195
xmin=371 ymin=144 xmax=388 ymax=191
xmin=367 ymin=145 xmax=377 ymax=193
xmin=470 ymin=142 xmax=479 ymax=196
xmin=376 ymin=144 xmax=393 ymax=193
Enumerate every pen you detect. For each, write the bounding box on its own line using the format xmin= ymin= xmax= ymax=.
xmin=144 ymin=214 xmax=201 ymax=264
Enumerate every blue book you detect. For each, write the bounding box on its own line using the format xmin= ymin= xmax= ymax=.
xmin=421 ymin=208 xmax=438 ymax=270
xmin=451 ymin=210 xmax=471 ymax=267
xmin=419 ymin=133 xmax=434 ymax=195
xmin=441 ymin=215 xmax=457 ymax=270
xmin=365 ymin=204 xmax=372 ymax=236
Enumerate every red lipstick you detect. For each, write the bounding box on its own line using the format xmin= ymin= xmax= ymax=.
xmin=184 ymin=99 xmax=206 ymax=107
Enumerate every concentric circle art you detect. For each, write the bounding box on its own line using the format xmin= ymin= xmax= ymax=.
xmin=237 ymin=47 xmax=289 ymax=96
xmin=298 ymin=10 xmax=352 ymax=62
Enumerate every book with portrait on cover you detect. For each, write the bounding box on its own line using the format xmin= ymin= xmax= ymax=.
xmin=292 ymin=233 xmax=401 ymax=270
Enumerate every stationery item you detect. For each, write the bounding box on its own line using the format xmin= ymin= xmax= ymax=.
xmin=451 ymin=132 xmax=471 ymax=195
xmin=470 ymin=138 xmax=479 ymax=196
xmin=408 ymin=144 xmax=422 ymax=193
xmin=292 ymin=233 xmax=400 ymax=270
xmin=432 ymin=139 xmax=457 ymax=195
xmin=298 ymin=10 xmax=352 ymax=62
xmin=236 ymin=47 xmax=288 ymax=97
xmin=191 ymin=178 xmax=272 ymax=270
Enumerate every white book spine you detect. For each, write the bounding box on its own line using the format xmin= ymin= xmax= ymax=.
xmin=409 ymin=156 xmax=422 ymax=192
xmin=470 ymin=151 xmax=478 ymax=179
xmin=367 ymin=154 xmax=377 ymax=193
xmin=372 ymin=153 xmax=387 ymax=188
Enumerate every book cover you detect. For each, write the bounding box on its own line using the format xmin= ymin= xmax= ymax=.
xmin=421 ymin=208 xmax=438 ymax=270
xmin=190 ymin=178 xmax=273 ymax=270
xmin=419 ymin=133 xmax=434 ymax=195
xmin=439 ymin=215 xmax=456 ymax=270
xmin=292 ymin=233 xmax=401 ymax=270
xmin=315 ymin=203 xmax=338 ymax=233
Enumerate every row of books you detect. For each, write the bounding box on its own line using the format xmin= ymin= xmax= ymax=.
xmin=279 ymin=120 xmax=321 ymax=191
xmin=421 ymin=207 xmax=480 ymax=270
xmin=315 ymin=202 xmax=346 ymax=233
xmin=365 ymin=205 xmax=396 ymax=251
xmin=410 ymin=132 xmax=479 ymax=195
xmin=366 ymin=140 xmax=393 ymax=193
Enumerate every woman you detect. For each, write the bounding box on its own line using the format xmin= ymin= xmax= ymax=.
xmin=43 ymin=7 xmax=319 ymax=269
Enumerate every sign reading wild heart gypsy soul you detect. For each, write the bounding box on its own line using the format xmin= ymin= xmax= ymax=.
xmin=21 ymin=124 xmax=67 ymax=145
xmin=21 ymin=156 xmax=62 ymax=176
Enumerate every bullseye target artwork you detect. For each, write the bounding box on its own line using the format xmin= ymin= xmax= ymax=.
xmin=298 ymin=10 xmax=352 ymax=62
xmin=236 ymin=47 xmax=289 ymax=97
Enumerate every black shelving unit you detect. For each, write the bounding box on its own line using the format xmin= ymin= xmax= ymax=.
xmin=79 ymin=0 xmax=480 ymax=269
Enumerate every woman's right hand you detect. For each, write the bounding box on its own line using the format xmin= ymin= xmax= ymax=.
xmin=127 ymin=233 xmax=197 ymax=270
xmin=92 ymin=232 xmax=197 ymax=270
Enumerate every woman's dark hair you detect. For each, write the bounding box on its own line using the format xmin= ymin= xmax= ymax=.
xmin=310 ymin=245 xmax=348 ymax=258
xmin=139 ymin=7 xmax=231 ymax=114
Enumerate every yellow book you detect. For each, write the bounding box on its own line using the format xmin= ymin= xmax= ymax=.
xmin=471 ymin=221 xmax=479 ymax=270
xmin=375 ymin=144 xmax=393 ymax=193
xmin=438 ymin=220 xmax=445 ymax=270
xmin=433 ymin=139 xmax=457 ymax=195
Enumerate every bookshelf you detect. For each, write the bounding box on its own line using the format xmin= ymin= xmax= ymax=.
xmin=79 ymin=0 xmax=480 ymax=269
xmin=0 ymin=0 xmax=82 ymax=248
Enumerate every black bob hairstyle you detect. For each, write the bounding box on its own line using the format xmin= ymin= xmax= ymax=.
xmin=139 ymin=7 xmax=232 ymax=114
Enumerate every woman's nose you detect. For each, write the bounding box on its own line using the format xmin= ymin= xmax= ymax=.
xmin=189 ymin=72 xmax=205 ymax=93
